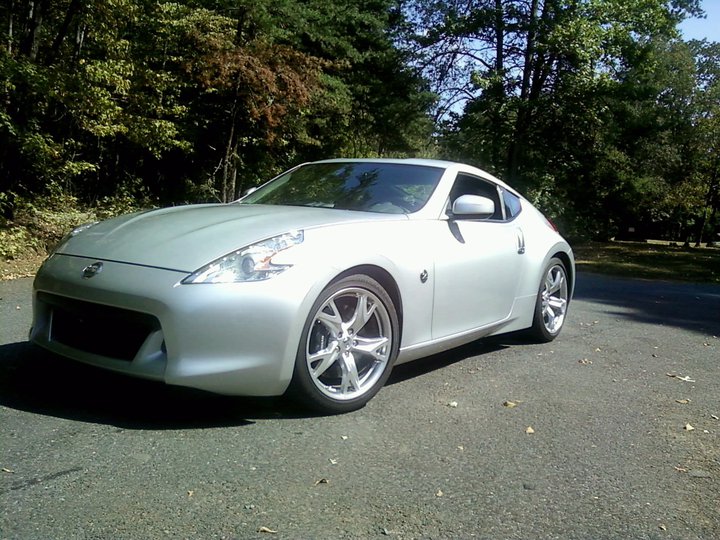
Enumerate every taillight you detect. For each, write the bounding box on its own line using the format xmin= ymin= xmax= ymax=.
xmin=543 ymin=214 xmax=558 ymax=232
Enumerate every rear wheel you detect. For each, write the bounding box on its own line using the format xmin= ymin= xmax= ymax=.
xmin=289 ymin=275 xmax=400 ymax=414
xmin=527 ymin=258 xmax=569 ymax=342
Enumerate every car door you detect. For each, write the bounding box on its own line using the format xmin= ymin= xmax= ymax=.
xmin=431 ymin=173 xmax=525 ymax=339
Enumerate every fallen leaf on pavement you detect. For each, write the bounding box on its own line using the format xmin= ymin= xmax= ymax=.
xmin=578 ymin=358 xmax=592 ymax=365
xmin=675 ymin=399 xmax=691 ymax=404
xmin=525 ymin=426 xmax=535 ymax=434
xmin=314 ymin=478 xmax=329 ymax=486
xmin=684 ymin=424 xmax=695 ymax=431
xmin=435 ymin=489 xmax=444 ymax=497
xmin=674 ymin=466 xmax=688 ymax=473
xmin=258 ymin=526 xmax=277 ymax=534
xmin=187 ymin=490 xmax=194 ymax=498
xmin=502 ymin=400 xmax=519 ymax=408
xmin=448 ymin=401 xmax=458 ymax=408
xmin=1 ymin=468 xmax=14 ymax=474
xmin=711 ymin=415 xmax=719 ymax=420
xmin=666 ymin=373 xmax=696 ymax=382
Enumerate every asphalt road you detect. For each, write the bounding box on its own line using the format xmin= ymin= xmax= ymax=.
xmin=1 ymin=273 xmax=718 ymax=540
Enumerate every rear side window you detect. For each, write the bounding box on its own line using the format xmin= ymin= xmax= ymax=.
xmin=502 ymin=189 xmax=522 ymax=219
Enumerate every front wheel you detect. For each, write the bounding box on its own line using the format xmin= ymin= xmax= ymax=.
xmin=527 ymin=258 xmax=569 ymax=342
xmin=288 ymin=275 xmax=400 ymax=414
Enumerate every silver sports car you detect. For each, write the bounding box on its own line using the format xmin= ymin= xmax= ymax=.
xmin=31 ymin=159 xmax=574 ymax=413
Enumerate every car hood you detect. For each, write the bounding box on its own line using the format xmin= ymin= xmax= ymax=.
xmin=58 ymin=204 xmax=406 ymax=272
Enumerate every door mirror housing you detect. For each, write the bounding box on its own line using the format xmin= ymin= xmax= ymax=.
xmin=451 ymin=195 xmax=495 ymax=219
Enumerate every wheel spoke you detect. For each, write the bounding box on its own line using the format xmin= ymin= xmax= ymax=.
xmin=547 ymin=273 xmax=564 ymax=295
xmin=339 ymin=353 xmax=361 ymax=395
xmin=316 ymin=299 xmax=343 ymax=336
xmin=351 ymin=335 xmax=389 ymax=362
xmin=308 ymin=346 xmax=340 ymax=378
xmin=347 ymin=292 xmax=377 ymax=335
xmin=548 ymin=296 xmax=566 ymax=312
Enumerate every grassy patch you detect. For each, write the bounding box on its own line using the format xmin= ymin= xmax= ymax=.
xmin=573 ymin=241 xmax=720 ymax=284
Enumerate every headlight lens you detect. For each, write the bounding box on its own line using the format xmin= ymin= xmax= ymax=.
xmin=182 ymin=230 xmax=304 ymax=284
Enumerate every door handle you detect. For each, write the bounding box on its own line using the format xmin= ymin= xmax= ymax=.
xmin=517 ymin=228 xmax=525 ymax=254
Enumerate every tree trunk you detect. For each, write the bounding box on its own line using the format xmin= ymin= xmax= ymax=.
xmin=506 ymin=0 xmax=540 ymax=183
xmin=488 ymin=0 xmax=505 ymax=167
xmin=7 ymin=0 xmax=14 ymax=55
xmin=494 ymin=0 xmax=504 ymax=76
xmin=47 ymin=0 xmax=82 ymax=64
xmin=221 ymin=100 xmax=242 ymax=202
xmin=74 ymin=22 xmax=86 ymax=60
xmin=21 ymin=0 xmax=46 ymax=60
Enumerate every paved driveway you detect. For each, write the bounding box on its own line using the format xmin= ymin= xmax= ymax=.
xmin=1 ymin=273 xmax=718 ymax=539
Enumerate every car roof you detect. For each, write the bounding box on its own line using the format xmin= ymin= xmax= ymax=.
xmin=311 ymin=158 xmax=519 ymax=196
xmin=314 ymin=157 xmax=460 ymax=169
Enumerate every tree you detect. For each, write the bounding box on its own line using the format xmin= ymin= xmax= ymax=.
xmin=404 ymin=0 xmax=703 ymax=238
xmin=0 ymin=0 xmax=435 ymax=212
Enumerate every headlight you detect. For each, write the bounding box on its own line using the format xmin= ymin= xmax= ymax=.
xmin=52 ymin=221 xmax=99 ymax=253
xmin=182 ymin=230 xmax=304 ymax=284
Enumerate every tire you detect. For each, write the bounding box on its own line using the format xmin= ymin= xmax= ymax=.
xmin=288 ymin=274 xmax=400 ymax=414
xmin=527 ymin=257 xmax=569 ymax=343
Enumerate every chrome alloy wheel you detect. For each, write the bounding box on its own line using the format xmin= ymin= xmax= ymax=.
xmin=305 ymin=286 xmax=393 ymax=401
xmin=540 ymin=263 xmax=568 ymax=335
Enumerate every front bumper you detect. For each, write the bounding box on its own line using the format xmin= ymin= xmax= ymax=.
xmin=30 ymin=254 xmax=317 ymax=396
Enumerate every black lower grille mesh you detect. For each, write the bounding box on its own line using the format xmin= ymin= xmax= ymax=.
xmin=40 ymin=292 xmax=160 ymax=361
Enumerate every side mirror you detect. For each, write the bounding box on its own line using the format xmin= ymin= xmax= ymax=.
xmin=451 ymin=194 xmax=495 ymax=219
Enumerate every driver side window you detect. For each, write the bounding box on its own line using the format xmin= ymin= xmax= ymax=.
xmin=448 ymin=174 xmax=504 ymax=220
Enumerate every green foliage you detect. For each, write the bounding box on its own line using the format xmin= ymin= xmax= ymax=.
xmin=0 ymin=180 xmax=154 ymax=261
xmin=0 ymin=0 xmax=434 ymax=212
xmin=1 ymin=0 xmax=718 ymax=254
xmin=0 ymin=225 xmax=42 ymax=259
xmin=410 ymin=0 xmax=714 ymax=242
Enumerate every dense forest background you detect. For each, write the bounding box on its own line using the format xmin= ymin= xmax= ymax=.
xmin=1 ymin=0 xmax=718 ymax=253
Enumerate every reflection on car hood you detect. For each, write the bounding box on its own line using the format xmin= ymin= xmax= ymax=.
xmin=58 ymin=204 xmax=405 ymax=272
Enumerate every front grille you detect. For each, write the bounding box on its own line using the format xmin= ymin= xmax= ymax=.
xmin=40 ymin=292 xmax=161 ymax=361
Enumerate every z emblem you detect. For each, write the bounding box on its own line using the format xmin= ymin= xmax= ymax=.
xmin=82 ymin=262 xmax=104 ymax=279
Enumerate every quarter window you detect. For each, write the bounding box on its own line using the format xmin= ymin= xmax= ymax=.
xmin=502 ymin=189 xmax=522 ymax=219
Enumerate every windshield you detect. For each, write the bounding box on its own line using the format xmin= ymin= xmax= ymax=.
xmin=239 ymin=162 xmax=444 ymax=214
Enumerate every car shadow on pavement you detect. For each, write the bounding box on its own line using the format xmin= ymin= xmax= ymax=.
xmin=573 ymin=272 xmax=720 ymax=336
xmin=388 ymin=339 xmax=508 ymax=385
xmin=1 ymin=339 xmax=512 ymax=427
xmin=0 ymin=341 xmax=316 ymax=429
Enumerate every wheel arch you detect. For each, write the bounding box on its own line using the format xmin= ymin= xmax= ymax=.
xmin=330 ymin=265 xmax=404 ymax=343
xmin=551 ymin=250 xmax=575 ymax=299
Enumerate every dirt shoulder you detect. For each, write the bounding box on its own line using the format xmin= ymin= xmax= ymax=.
xmin=1 ymin=253 xmax=46 ymax=281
